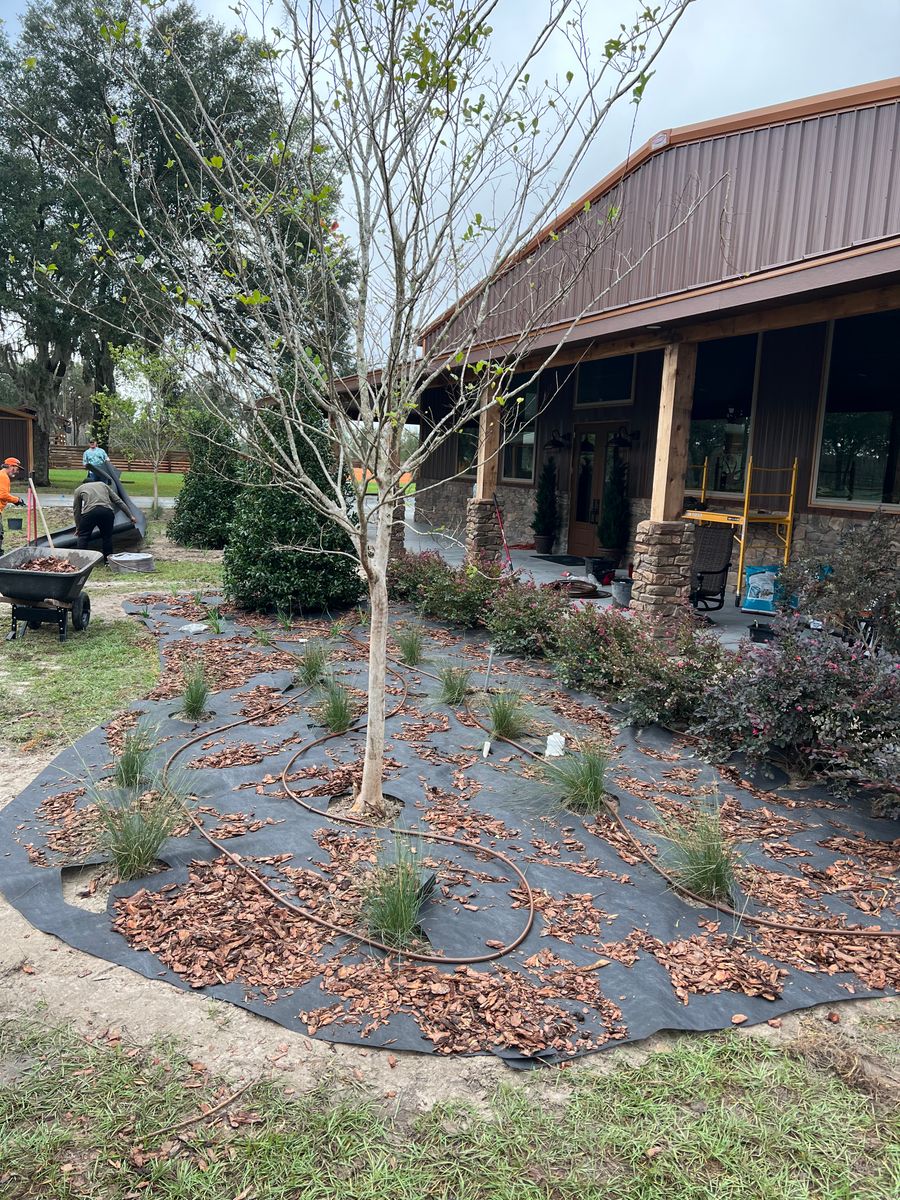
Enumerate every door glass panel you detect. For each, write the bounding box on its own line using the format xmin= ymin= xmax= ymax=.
xmin=574 ymin=433 xmax=597 ymax=522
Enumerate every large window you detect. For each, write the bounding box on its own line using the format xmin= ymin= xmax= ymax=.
xmin=688 ymin=334 xmax=758 ymax=495
xmin=456 ymin=421 xmax=478 ymax=475
xmin=815 ymin=312 xmax=900 ymax=506
xmin=501 ymin=377 xmax=539 ymax=482
xmin=576 ymin=355 xmax=634 ymax=407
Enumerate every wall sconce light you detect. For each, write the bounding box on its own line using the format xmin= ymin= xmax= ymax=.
xmin=545 ymin=428 xmax=572 ymax=453
xmin=609 ymin=425 xmax=639 ymax=451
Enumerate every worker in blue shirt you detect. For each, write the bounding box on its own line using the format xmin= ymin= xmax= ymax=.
xmin=82 ymin=438 xmax=110 ymax=480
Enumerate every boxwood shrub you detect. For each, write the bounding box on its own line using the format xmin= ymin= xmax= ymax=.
xmin=223 ymin=413 xmax=363 ymax=615
xmin=168 ymin=414 xmax=240 ymax=549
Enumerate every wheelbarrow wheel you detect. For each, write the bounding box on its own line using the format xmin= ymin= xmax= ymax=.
xmin=71 ymin=593 xmax=90 ymax=632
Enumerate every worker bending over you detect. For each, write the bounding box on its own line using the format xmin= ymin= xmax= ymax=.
xmin=0 ymin=457 xmax=25 ymax=554
xmin=73 ymin=480 xmax=136 ymax=562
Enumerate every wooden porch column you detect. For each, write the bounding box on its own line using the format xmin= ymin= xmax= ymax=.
xmin=650 ymin=341 xmax=697 ymax=521
xmin=474 ymin=393 xmax=501 ymax=501
xmin=466 ymin=389 xmax=504 ymax=559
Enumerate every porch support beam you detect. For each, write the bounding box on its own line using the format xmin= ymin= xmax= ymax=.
xmin=466 ymin=386 xmax=504 ymax=560
xmin=474 ymin=390 xmax=501 ymax=501
xmin=650 ymin=341 xmax=697 ymax=522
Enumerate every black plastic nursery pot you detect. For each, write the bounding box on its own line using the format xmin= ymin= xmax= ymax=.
xmin=6 ymin=517 xmax=22 ymax=531
xmin=749 ymin=621 xmax=777 ymax=643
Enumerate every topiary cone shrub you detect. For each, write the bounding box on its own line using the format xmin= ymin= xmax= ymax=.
xmin=168 ymin=414 xmax=240 ymax=550
xmin=223 ymin=412 xmax=364 ymax=615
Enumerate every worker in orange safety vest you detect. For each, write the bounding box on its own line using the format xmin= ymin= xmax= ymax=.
xmin=0 ymin=457 xmax=25 ymax=555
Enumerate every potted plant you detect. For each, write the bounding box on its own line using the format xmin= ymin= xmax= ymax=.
xmin=596 ymin=449 xmax=630 ymax=567
xmin=531 ymin=458 xmax=558 ymax=555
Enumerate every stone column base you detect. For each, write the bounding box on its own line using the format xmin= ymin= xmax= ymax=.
xmin=630 ymin=520 xmax=695 ymax=622
xmin=465 ymin=497 xmax=503 ymax=560
xmin=388 ymin=500 xmax=406 ymax=560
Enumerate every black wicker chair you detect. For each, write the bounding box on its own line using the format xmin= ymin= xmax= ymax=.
xmin=689 ymin=526 xmax=735 ymax=611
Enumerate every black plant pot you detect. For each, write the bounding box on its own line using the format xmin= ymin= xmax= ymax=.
xmin=533 ymin=534 xmax=554 ymax=555
xmin=749 ymin=621 xmax=776 ymax=644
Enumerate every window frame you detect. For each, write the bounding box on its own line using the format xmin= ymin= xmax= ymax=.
xmin=455 ymin=419 xmax=479 ymax=478
xmin=500 ymin=378 xmax=540 ymax=485
xmin=810 ymin=318 xmax=900 ymax=512
xmin=686 ymin=333 xmax=762 ymax=502
xmin=574 ymin=354 xmax=637 ymax=409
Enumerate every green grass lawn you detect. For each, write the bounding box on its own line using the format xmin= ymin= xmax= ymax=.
xmin=0 ymin=617 xmax=158 ymax=749
xmin=40 ymin=469 xmax=184 ymax=498
xmin=0 ymin=1021 xmax=896 ymax=1199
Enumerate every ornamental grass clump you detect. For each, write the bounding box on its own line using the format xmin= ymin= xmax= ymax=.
xmin=664 ymin=800 xmax=737 ymax=905
xmin=315 ymin=680 xmax=355 ymax=733
xmin=486 ymin=690 xmax=530 ymax=741
xmin=394 ymin=624 xmax=426 ymax=667
xmin=181 ymin=663 xmax=210 ymax=721
xmin=361 ymin=839 xmax=434 ymax=950
xmin=296 ymin=641 xmax=329 ymax=688
xmin=547 ymin=745 xmax=609 ymax=815
xmin=113 ymin=722 xmax=157 ymax=790
xmin=438 ymin=663 xmax=471 ymax=706
xmin=96 ymin=786 xmax=181 ymax=882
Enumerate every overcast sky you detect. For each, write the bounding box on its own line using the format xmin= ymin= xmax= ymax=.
xmin=2 ymin=0 xmax=897 ymax=205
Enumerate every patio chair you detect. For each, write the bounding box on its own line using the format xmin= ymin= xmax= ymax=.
xmin=689 ymin=525 xmax=735 ymax=611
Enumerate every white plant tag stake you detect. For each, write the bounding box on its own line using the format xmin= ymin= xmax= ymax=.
xmin=545 ymin=732 xmax=566 ymax=758
xmin=482 ymin=739 xmax=492 ymax=758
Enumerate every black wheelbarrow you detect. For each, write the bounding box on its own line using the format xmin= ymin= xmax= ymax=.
xmin=0 ymin=547 xmax=104 ymax=642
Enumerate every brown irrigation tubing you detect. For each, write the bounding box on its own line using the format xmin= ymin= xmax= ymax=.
xmin=162 ymin=643 xmax=535 ymax=965
xmin=460 ymin=706 xmax=900 ymax=942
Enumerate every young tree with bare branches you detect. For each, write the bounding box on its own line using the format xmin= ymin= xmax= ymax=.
xmin=10 ymin=0 xmax=700 ymax=816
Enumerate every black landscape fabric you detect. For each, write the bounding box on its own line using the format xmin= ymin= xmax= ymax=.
xmin=0 ymin=598 xmax=896 ymax=1068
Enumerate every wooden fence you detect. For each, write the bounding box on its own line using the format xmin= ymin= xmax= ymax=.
xmin=50 ymin=447 xmax=190 ymax=473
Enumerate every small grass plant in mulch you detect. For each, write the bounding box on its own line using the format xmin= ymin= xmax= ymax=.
xmin=438 ymin=662 xmax=472 ymax=706
xmin=204 ymin=607 xmax=225 ymax=634
xmin=0 ymin=620 xmax=159 ymax=750
xmin=361 ymin=837 xmax=435 ymax=949
xmin=546 ymin=744 xmax=610 ymax=815
xmin=94 ymin=785 xmax=181 ymax=882
xmin=393 ymin=623 xmax=426 ymax=667
xmin=314 ymin=679 xmax=355 ymax=734
xmin=295 ymin=640 xmax=329 ymax=688
xmin=112 ymin=720 xmax=157 ymax=789
xmin=180 ymin=662 xmax=211 ymax=721
xmin=1 ymin=1019 xmax=897 ymax=1200
xmin=664 ymin=798 xmax=739 ymax=904
xmin=485 ymin=689 xmax=531 ymax=741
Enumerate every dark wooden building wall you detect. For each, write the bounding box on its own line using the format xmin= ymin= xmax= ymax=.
xmin=0 ymin=415 xmax=33 ymax=474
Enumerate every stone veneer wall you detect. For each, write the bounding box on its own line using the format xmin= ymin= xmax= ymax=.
xmin=417 ymin=477 xmax=545 ymax=547
xmin=417 ymin=479 xmax=897 ymax=572
xmin=630 ymin=521 xmax=695 ymax=619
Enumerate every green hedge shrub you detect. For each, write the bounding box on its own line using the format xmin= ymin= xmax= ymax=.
xmin=223 ymin=413 xmax=363 ymax=615
xmin=168 ymin=414 xmax=240 ymax=550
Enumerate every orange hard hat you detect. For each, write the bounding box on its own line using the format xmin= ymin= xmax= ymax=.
xmin=3 ymin=457 xmax=21 ymax=467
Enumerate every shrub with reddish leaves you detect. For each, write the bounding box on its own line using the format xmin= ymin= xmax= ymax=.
xmin=692 ymin=618 xmax=900 ymax=809
xmin=484 ymin=580 xmax=569 ymax=658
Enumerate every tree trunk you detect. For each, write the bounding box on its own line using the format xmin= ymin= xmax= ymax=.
xmin=353 ymin=502 xmax=393 ymax=819
xmin=89 ymin=343 xmax=116 ymax=446
xmin=152 ymin=469 xmax=160 ymax=512
xmin=32 ymin=422 xmax=51 ymax=488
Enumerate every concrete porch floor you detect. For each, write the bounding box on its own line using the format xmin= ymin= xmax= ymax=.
xmin=403 ymin=510 xmax=762 ymax=651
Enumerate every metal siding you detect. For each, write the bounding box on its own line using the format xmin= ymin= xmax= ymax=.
xmin=438 ymin=99 xmax=900 ymax=351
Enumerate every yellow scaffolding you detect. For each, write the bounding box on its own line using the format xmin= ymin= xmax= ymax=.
xmin=683 ymin=457 xmax=799 ymax=605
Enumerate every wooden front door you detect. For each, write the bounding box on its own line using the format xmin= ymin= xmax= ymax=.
xmin=567 ymin=424 xmax=615 ymax=556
